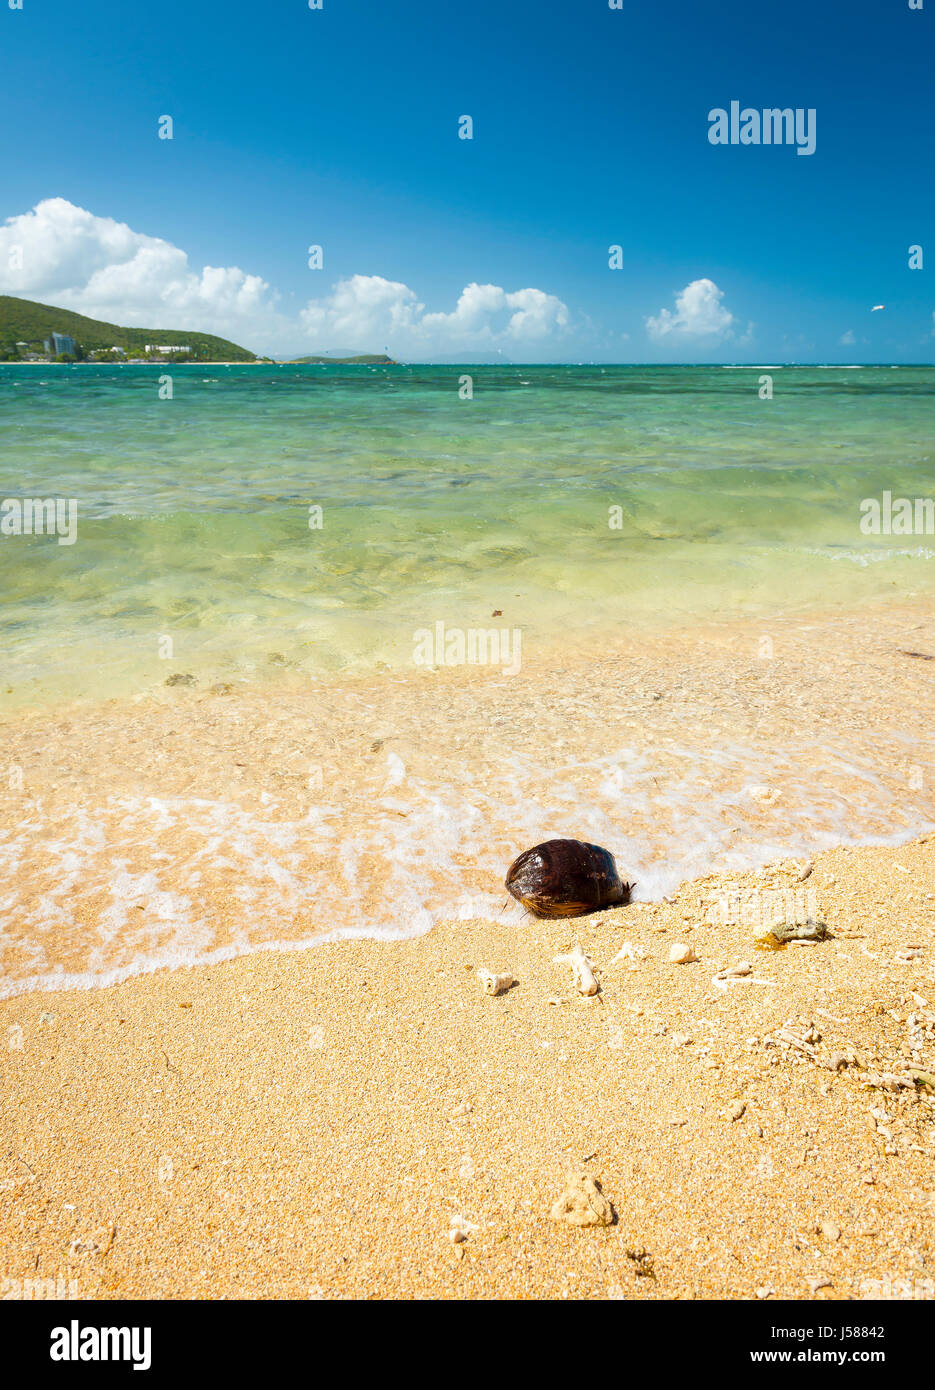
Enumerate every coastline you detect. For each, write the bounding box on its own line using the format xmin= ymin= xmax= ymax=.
xmin=1 ymin=834 xmax=933 ymax=1300
xmin=3 ymin=360 xmax=256 ymax=367
xmin=1 ymin=595 xmax=933 ymax=997
xmin=3 ymin=0 xmax=933 ymax=1324
xmin=1 ymin=596 xmax=933 ymax=1297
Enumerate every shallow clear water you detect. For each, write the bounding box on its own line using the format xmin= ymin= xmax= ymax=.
xmin=1 ymin=364 xmax=934 ymax=994
xmin=1 ymin=363 xmax=933 ymax=707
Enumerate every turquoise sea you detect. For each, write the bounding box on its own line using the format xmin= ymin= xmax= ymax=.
xmin=1 ymin=361 xmax=934 ymax=993
xmin=1 ymin=362 xmax=933 ymax=707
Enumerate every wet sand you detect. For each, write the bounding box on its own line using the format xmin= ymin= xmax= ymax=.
xmin=1 ymin=834 xmax=934 ymax=1300
xmin=1 ymin=598 xmax=933 ymax=995
xmin=1 ymin=597 xmax=934 ymax=1299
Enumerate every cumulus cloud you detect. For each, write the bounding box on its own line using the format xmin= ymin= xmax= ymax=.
xmin=300 ymin=274 xmax=424 ymax=345
xmin=0 ymin=198 xmax=284 ymax=346
xmin=839 ymin=329 xmax=856 ymax=346
xmin=300 ymin=277 xmax=569 ymax=352
xmin=0 ymin=199 xmax=571 ymax=357
xmin=645 ymin=278 xmax=735 ymax=341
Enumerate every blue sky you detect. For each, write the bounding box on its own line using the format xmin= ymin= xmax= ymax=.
xmin=1 ymin=0 xmax=932 ymax=360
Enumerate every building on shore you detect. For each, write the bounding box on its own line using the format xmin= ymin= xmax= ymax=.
xmin=43 ymin=331 xmax=77 ymax=357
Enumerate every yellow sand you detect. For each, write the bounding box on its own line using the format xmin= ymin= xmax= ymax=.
xmin=2 ymin=835 xmax=933 ymax=1300
xmin=2 ymin=598 xmax=934 ymax=993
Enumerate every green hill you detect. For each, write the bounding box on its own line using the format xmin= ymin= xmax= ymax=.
xmin=287 ymin=354 xmax=396 ymax=365
xmin=0 ymin=295 xmax=256 ymax=361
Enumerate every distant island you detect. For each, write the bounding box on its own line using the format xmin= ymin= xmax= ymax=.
xmin=284 ymin=354 xmax=397 ymax=365
xmin=0 ymin=295 xmax=256 ymax=363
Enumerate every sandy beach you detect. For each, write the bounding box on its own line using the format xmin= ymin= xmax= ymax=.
xmin=1 ymin=601 xmax=934 ymax=1300
xmin=1 ymin=834 xmax=933 ymax=1301
xmin=2 ymin=599 xmax=934 ymax=995
xmin=2 ymin=0 xmax=933 ymax=1328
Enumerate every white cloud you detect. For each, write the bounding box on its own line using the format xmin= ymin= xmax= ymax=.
xmin=839 ymin=329 xmax=856 ymax=346
xmin=300 ymin=274 xmax=423 ymax=345
xmin=645 ymin=278 xmax=735 ymax=341
xmin=301 ymin=277 xmax=569 ymax=352
xmin=0 ymin=200 xmax=571 ymax=357
xmin=0 ymin=198 xmax=284 ymax=347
